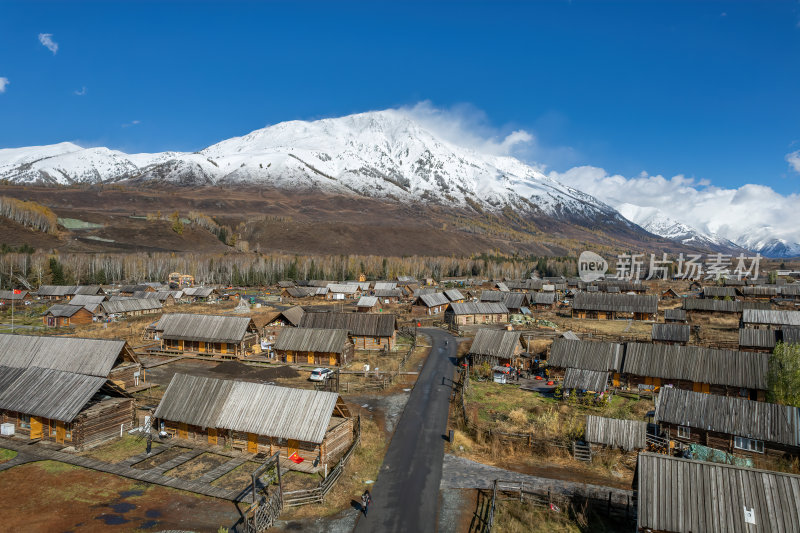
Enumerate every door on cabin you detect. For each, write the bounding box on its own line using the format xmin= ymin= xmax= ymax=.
xmin=652 ymin=378 xmax=661 ymax=391
xmin=287 ymin=439 xmax=299 ymax=457
xmin=199 ymin=341 xmax=206 ymax=353
xmin=30 ymin=417 xmax=43 ymax=439
xmin=307 ymin=352 xmax=315 ymax=365
xmin=178 ymin=340 xmax=184 ymax=351
xmin=178 ymin=422 xmax=188 ymax=439
xmin=329 ymin=353 xmax=337 ymax=366
xmin=612 ymin=373 xmax=621 ymax=387
xmin=208 ymin=428 xmax=217 ymax=445
xmin=693 ymin=382 xmax=710 ymax=394
xmin=56 ymin=421 xmax=66 ymax=444
xmin=220 ymin=343 xmax=227 ymax=355
xmin=247 ymin=433 xmax=258 ymax=453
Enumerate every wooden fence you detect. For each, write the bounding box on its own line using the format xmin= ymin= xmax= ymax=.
xmin=483 ymin=478 xmax=636 ymax=531
xmin=282 ymin=415 xmax=362 ymax=507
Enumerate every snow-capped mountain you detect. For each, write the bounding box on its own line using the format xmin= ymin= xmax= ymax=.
xmin=0 ymin=110 xmax=628 ymax=227
xmin=616 ymin=204 xmax=747 ymax=254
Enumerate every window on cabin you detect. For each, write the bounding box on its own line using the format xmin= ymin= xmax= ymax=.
xmin=734 ymin=436 xmax=764 ymax=453
xmin=677 ymin=426 xmax=690 ymax=439
xmin=19 ymin=414 xmax=30 ymax=429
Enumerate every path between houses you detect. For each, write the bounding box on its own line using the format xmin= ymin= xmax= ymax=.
xmin=441 ymin=454 xmax=633 ymax=504
xmin=0 ymin=438 xmax=253 ymax=501
xmin=353 ymin=328 xmax=458 ymax=533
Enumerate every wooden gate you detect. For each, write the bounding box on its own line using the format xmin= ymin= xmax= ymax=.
xmin=208 ymin=428 xmax=218 ymax=445
xmin=248 ymin=433 xmax=259 ymax=453
xmin=30 ymin=417 xmax=43 ymax=439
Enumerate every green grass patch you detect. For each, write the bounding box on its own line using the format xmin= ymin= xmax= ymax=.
xmin=0 ymin=448 xmax=17 ymax=463
xmin=80 ymin=434 xmax=158 ymax=463
xmin=33 ymin=460 xmax=80 ymax=474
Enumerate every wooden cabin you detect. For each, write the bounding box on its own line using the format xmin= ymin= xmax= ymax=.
xmin=411 ymin=293 xmax=450 ymax=315
xmin=562 ymin=368 xmax=609 ymax=393
xmin=131 ymin=291 xmax=177 ymax=306
xmin=741 ymin=308 xmax=800 ymax=330
xmin=739 ymin=327 xmax=800 ymax=353
xmin=181 ymin=286 xmax=220 ymax=302
xmin=98 ymin=298 xmax=163 ymax=319
xmin=571 ymin=293 xmax=657 ymax=321
xmin=659 ymin=288 xmax=679 ymax=300
xmin=548 ymin=338 xmax=624 ymax=385
xmin=651 ymin=323 xmax=690 ymax=345
xmin=465 ymin=329 xmax=522 ymax=367
xmin=443 ymin=289 xmax=465 ymax=303
xmin=682 ymin=298 xmax=770 ymax=318
xmin=355 ymin=296 xmax=379 ymax=313
xmin=373 ymin=289 xmax=403 ymax=303
xmin=152 ymin=313 xmax=259 ymax=358
xmin=154 ymin=373 xmax=354 ymax=469
xmin=655 ymin=387 xmax=800 ymax=460
xmin=282 ymin=287 xmax=316 ymax=299
xmin=42 ymin=304 xmax=94 ymax=327
xmin=273 ymin=327 xmax=352 ymax=366
xmin=299 ymin=312 xmax=396 ymax=351
xmin=444 ymin=302 xmax=509 ymax=325
xmin=0 ymin=290 xmax=33 ymax=305
xmin=636 ymin=453 xmax=800 ymax=533
xmin=325 ymin=283 xmax=361 ymax=300
xmin=35 ymin=285 xmax=75 ymax=301
xmin=529 ymin=291 xmax=556 ymax=309
xmin=255 ymin=305 xmax=305 ymax=342
xmin=701 ymin=286 xmax=737 ymax=299
xmin=0 ymin=334 xmax=141 ymax=449
xmin=740 ymin=285 xmax=779 ymax=300
xmin=622 ymin=343 xmax=768 ymax=400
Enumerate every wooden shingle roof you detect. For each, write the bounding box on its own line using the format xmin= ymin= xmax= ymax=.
xmin=702 ymin=286 xmax=737 ymax=298
xmin=742 ymin=309 xmax=800 ymax=327
xmin=447 ymin=302 xmax=509 ymax=315
xmin=572 ymin=293 xmax=657 ymax=314
xmin=0 ymin=367 xmax=107 ymax=422
xmin=44 ymin=303 xmax=86 ymax=318
xmin=298 ymin=312 xmax=396 ymax=337
xmin=562 ymin=368 xmax=609 ymax=392
xmin=655 ymin=387 xmax=800 ymax=446
xmin=154 ymin=373 xmax=342 ymax=444
xmin=468 ymin=329 xmax=520 ymax=360
xmin=651 ymin=323 xmax=690 ymax=343
xmin=155 ymin=313 xmax=255 ymax=343
xmin=274 ymin=327 xmax=349 ymax=354
xmin=663 ymin=308 xmax=687 ymax=321
xmin=548 ymin=339 xmax=624 ymax=372
xmin=102 ymin=298 xmax=162 ymax=314
xmin=636 ymin=452 xmax=800 ymax=533
xmin=623 ymin=343 xmax=768 ymax=390
xmin=416 ymin=293 xmax=450 ymax=307
xmin=0 ymin=334 xmax=129 ymax=377
xmin=586 ymin=415 xmax=646 ymax=450
xmin=444 ymin=289 xmax=465 ymax=302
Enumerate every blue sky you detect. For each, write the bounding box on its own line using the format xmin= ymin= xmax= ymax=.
xmin=1 ymin=0 xmax=799 ymax=195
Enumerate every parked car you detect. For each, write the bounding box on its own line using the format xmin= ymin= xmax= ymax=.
xmin=309 ymin=368 xmax=333 ymax=382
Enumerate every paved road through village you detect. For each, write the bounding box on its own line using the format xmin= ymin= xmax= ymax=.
xmin=353 ymin=328 xmax=458 ymax=533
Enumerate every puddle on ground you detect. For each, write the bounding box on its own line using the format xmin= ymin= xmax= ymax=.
xmin=145 ymin=509 xmax=161 ymax=518
xmin=95 ymin=514 xmax=129 ymax=525
xmin=118 ymin=489 xmax=144 ymax=498
xmin=139 ymin=520 xmax=159 ymax=529
xmin=111 ymin=502 xmax=136 ymax=513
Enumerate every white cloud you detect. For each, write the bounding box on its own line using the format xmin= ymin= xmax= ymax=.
xmin=74 ymin=86 xmax=87 ymax=96
xmin=121 ymin=120 xmax=141 ymax=128
xmin=38 ymin=33 xmax=58 ymax=54
xmin=550 ymin=165 xmax=800 ymax=247
xmin=786 ymin=150 xmax=800 ymax=173
xmin=0 ymin=77 xmax=8 ymax=93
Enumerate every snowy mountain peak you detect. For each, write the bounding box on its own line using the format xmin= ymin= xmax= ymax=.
xmin=0 ymin=110 xmax=622 ymax=225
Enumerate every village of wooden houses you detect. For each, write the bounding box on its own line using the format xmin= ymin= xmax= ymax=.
xmin=1 ymin=265 xmax=800 ymax=533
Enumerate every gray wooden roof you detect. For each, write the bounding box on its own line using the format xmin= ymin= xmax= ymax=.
xmin=651 ymin=323 xmax=691 ymax=343
xmin=739 ymin=328 xmax=778 ymax=349
xmin=664 ymin=308 xmax=687 ymax=321
xmin=285 ymin=287 xmax=316 ymax=298
xmin=447 ymin=302 xmax=509 ymax=315
xmin=182 ymin=287 xmax=216 ymax=298
xmin=299 ymin=312 xmax=396 ymax=337
xmin=155 ymin=313 xmax=255 ymax=343
xmin=415 ymin=293 xmax=450 ymax=307
xmin=586 ymin=415 xmax=646 ymax=450
xmin=530 ymin=292 xmax=555 ymax=305
xmin=101 ymin=298 xmax=162 ymax=314
xmin=623 ymin=343 xmax=768 ymax=390
xmin=274 ymin=327 xmax=349 ymax=353
xmin=279 ymin=305 xmax=306 ymax=327
xmin=68 ymin=294 xmax=107 ymax=307
xmin=468 ymin=329 xmax=520 ymax=360
xmin=702 ymin=286 xmax=737 ymax=298
xmin=741 ymin=285 xmax=779 ymax=297
xmin=356 ymin=296 xmax=378 ymax=308
xmin=548 ymin=338 xmax=624 ymax=372
xmin=637 ymin=452 xmax=800 ymax=533
xmin=0 ymin=290 xmax=29 ymax=300
xmin=374 ymin=289 xmax=403 ymax=298
xmin=373 ymin=282 xmax=397 ymax=290
xmin=683 ymin=299 xmax=771 ymax=313
xmin=154 ymin=373 xmax=341 ymax=444
xmin=562 ymin=368 xmax=608 ymax=392
xmin=44 ymin=303 xmax=86 ymax=317
xmin=742 ymin=309 xmax=800 ymax=327
xmin=655 ymin=387 xmax=800 ymax=446
xmin=572 ymin=293 xmax=657 ymax=314
xmin=327 ymin=283 xmax=360 ymax=294
xmin=444 ymin=289 xmax=465 ymax=302
xmin=36 ymin=285 xmax=76 ymax=297
xmin=0 ymin=366 xmax=107 ymax=422
xmin=478 ymin=290 xmax=504 ymax=302
xmin=0 ymin=334 xmax=128 ymax=377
